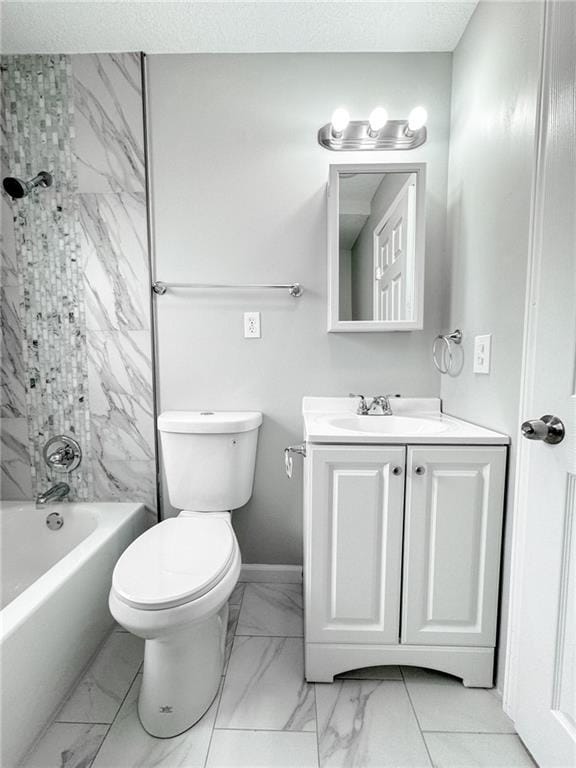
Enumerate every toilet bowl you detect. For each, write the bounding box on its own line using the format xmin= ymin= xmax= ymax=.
xmin=109 ymin=411 xmax=262 ymax=738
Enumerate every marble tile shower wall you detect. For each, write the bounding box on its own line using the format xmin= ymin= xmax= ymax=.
xmin=0 ymin=53 xmax=156 ymax=510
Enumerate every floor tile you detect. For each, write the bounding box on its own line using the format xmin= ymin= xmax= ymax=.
xmin=336 ymin=665 xmax=403 ymax=681
xmin=424 ymin=733 xmax=536 ymax=767
xmin=236 ymin=583 xmax=303 ymax=637
xmin=217 ymin=636 xmax=315 ymax=731
xmin=56 ymin=632 xmax=144 ymax=724
xmin=91 ymin=675 xmax=219 ymax=768
xmin=224 ymin=605 xmax=241 ymax=671
xmin=206 ymin=730 xmax=319 ymax=768
xmin=21 ymin=723 xmax=108 ymax=768
xmin=316 ymin=679 xmax=431 ymax=767
xmin=403 ymin=667 xmax=515 ymax=733
xmin=229 ymin=583 xmax=245 ymax=606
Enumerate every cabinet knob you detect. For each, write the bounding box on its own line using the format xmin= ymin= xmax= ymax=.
xmin=415 ymin=465 xmax=426 ymax=475
xmin=392 ymin=466 xmax=403 ymax=476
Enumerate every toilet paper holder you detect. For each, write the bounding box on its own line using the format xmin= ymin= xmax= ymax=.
xmin=284 ymin=444 xmax=307 ymax=479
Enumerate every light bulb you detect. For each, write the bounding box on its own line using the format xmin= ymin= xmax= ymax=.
xmin=331 ymin=108 xmax=350 ymax=137
xmin=408 ymin=106 xmax=428 ymax=132
xmin=368 ymin=107 xmax=388 ymax=136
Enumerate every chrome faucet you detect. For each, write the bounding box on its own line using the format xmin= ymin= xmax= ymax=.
xmin=350 ymin=394 xmax=370 ymax=415
xmin=368 ymin=395 xmax=394 ymax=415
xmin=349 ymin=393 xmax=398 ymax=416
xmin=36 ymin=482 xmax=70 ymax=505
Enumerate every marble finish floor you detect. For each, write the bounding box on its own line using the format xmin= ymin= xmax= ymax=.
xmin=22 ymin=581 xmax=536 ymax=768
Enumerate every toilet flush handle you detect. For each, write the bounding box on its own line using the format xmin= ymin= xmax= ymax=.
xmin=284 ymin=444 xmax=307 ymax=479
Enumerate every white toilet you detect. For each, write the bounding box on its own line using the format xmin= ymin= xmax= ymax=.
xmin=109 ymin=410 xmax=262 ymax=738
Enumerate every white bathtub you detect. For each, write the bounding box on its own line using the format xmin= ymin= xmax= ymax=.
xmin=0 ymin=502 xmax=147 ymax=767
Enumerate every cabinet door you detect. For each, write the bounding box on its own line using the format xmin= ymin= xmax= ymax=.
xmin=402 ymin=446 xmax=506 ymax=647
xmin=304 ymin=445 xmax=405 ymax=644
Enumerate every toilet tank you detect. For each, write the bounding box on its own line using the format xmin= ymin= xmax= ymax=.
xmin=158 ymin=411 xmax=262 ymax=511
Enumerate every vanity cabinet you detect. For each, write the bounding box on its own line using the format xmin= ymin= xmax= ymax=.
xmin=303 ymin=443 xmax=507 ymax=687
xmin=305 ymin=446 xmax=406 ymax=645
xmin=402 ymin=447 xmax=506 ymax=648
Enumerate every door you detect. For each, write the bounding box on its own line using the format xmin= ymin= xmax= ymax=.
xmin=304 ymin=445 xmax=405 ymax=644
xmin=373 ymin=174 xmax=416 ymax=322
xmin=402 ymin=446 xmax=506 ymax=648
xmin=506 ymin=3 xmax=576 ymax=765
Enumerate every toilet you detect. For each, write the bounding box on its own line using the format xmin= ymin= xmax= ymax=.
xmin=109 ymin=410 xmax=262 ymax=738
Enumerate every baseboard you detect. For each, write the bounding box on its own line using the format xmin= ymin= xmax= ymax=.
xmin=305 ymin=643 xmax=495 ymax=686
xmin=239 ymin=564 xmax=303 ymax=583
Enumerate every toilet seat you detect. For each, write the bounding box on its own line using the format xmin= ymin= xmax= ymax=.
xmin=112 ymin=517 xmax=236 ymax=611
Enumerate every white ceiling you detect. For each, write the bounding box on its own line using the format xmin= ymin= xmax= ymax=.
xmin=1 ymin=1 xmax=478 ymax=55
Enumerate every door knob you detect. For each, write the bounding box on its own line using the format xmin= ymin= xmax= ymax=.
xmin=392 ymin=466 xmax=403 ymax=476
xmin=415 ymin=465 xmax=426 ymax=475
xmin=521 ymin=415 xmax=565 ymax=445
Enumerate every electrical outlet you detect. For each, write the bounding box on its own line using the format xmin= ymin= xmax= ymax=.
xmin=243 ymin=312 xmax=261 ymax=339
xmin=473 ymin=334 xmax=492 ymax=374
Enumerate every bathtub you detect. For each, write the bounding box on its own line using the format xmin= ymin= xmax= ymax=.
xmin=0 ymin=501 xmax=147 ymax=767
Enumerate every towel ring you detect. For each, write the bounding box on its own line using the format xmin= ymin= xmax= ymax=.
xmin=433 ymin=329 xmax=462 ymax=374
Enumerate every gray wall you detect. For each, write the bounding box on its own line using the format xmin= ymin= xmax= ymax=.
xmin=441 ymin=1 xmax=543 ymax=687
xmin=148 ymin=53 xmax=452 ymax=563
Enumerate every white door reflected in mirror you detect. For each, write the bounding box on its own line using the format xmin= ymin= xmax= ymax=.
xmin=328 ymin=163 xmax=425 ymax=332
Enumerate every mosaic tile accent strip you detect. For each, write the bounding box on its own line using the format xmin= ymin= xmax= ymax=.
xmin=0 ymin=66 xmax=9 ymax=173
xmin=1 ymin=54 xmax=93 ymax=500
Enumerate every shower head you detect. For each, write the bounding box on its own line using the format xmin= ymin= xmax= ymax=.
xmin=2 ymin=171 xmax=53 ymax=199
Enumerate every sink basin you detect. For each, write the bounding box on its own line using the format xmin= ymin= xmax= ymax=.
xmin=327 ymin=415 xmax=450 ymax=436
xmin=302 ymin=397 xmax=510 ymax=445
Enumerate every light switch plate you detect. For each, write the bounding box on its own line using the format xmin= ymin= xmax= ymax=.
xmin=244 ymin=312 xmax=261 ymax=338
xmin=473 ymin=334 xmax=492 ymax=374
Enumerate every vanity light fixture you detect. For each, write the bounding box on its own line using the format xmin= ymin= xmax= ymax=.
xmin=318 ymin=105 xmax=427 ymax=151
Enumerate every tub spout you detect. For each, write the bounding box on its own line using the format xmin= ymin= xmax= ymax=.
xmin=36 ymin=482 xmax=70 ymax=505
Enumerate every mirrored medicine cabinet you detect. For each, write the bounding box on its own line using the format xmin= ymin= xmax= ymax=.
xmin=327 ymin=163 xmax=426 ymax=332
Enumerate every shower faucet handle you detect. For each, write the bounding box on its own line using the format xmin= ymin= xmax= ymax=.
xmin=43 ymin=435 xmax=82 ymax=472
xmin=48 ymin=445 xmax=75 ymax=467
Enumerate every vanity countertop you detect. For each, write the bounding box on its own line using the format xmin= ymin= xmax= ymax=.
xmin=303 ymin=397 xmax=509 ymax=445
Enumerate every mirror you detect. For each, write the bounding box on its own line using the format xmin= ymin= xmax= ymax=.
xmin=327 ymin=163 xmax=426 ymax=332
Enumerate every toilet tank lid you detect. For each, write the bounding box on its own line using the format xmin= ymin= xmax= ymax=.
xmin=158 ymin=410 xmax=262 ymax=434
